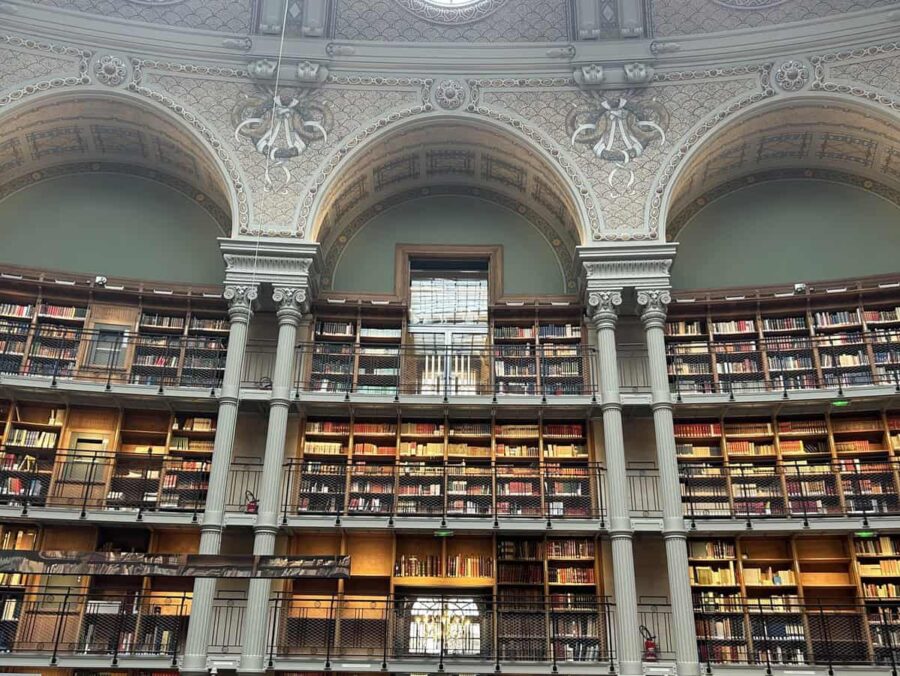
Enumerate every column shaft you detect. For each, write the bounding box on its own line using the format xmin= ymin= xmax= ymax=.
xmin=640 ymin=289 xmax=700 ymax=676
xmin=182 ymin=284 xmax=257 ymax=675
xmin=240 ymin=288 xmax=305 ymax=674
xmin=589 ymin=290 xmax=642 ymax=676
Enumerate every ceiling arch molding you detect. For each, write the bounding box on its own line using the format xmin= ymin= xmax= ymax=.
xmin=297 ymin=108 xmax=602 ymax=246
xmin=653 ymin=90 xmax=900 ymax=242
xmin=0 ymin=86 xmax=245 ymax=234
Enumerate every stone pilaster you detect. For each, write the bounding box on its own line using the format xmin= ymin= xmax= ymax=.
xmin=182 ymin=283 xmax=258 ymax=675
xmin=638 ymin=288 xmax=700 ymax=676
xmin=588 ymin=289 xmax=643 ymax=676
xmin=239 ymin=285 xmax=308 ymax=674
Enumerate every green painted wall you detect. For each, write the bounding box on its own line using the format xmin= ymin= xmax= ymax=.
xmin=0 ymin=173 xmax=226 ymax=285
xmin=672 ymin=180 xmax=900 ymax=290
xmin=332 ymin=195 xmax=566 ymax=295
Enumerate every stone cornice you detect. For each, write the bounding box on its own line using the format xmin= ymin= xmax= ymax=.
xmin=220 ymin=238 xmax=319 ymax=290
xmin=2 ymin=1 xmax=899 ymax=75
xmin=579 ymin=243 xmax=676 ymax=293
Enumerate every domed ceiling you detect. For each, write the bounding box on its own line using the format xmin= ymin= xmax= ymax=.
xmin=17 ymin=0 xmax=898 ymax=40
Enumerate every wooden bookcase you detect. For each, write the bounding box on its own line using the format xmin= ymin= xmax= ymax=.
xmin=678 ymin=409 xmax=900 ymax=520
xmin=665 ymin=289 xmax=900 ymax=394
xmin=293 ymin=414 xmax=595 ymax=518
xmin=691 ymin=535 xmax=871 ymax=665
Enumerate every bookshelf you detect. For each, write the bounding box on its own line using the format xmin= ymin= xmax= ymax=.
xmin=130 ymin=311 xmax=186 ymax=386
xmin=0 ymin=302 xmax=32 ymax=375
xmin=691 ymin=535 xmax=872 ymax=665
xmin=663 ymin=291 xmax=900 ymax=393
xmin=26 ymin=303 xmax=87 ymax=377
xmin=108 ymin=411 xmax=170 ymax=509
xmin=181 ymin=312 xmax=228 ymax=387
xmin=678 ymin=410 xmax=900 ymax=520
xmin=160 ymin=414 xmax=214 ymax=511
xmin=0 ymin=404 xmax=64 ymax=506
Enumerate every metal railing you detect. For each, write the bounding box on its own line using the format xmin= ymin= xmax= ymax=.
xmin=278 ymin=460 xmax=607 ymax=524
xmin=297 ymin=342 xmax=597 ymax=398
xmin=694 ymin=599 xmax=900 ymax=668
xmin=0 ymin=448 xmax=211 ymax=519
xmin=266 ymin=593 xmax=621 ymax=669
xmin=681 ymin=459 xmax=900 ymax=525
xmin=0 ymin=321 xmax=229 ymax=390
xmin=669 ymin=329 xmax=900 ymax=396
xmin=0 ymin=590 xmax=189 ymax=663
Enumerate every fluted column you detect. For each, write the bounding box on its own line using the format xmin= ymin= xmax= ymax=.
xmin=240 ymin=286 xmax=306 ymax=675
xmin=638 ymin=288 xmax=700 ymax=676
xmin=588 ymin=290 xmax=643 ymax=676
xmin=182 ymin=284 xmax=257 ymax=675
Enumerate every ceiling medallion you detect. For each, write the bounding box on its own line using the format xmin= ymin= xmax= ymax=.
xmin=395 ymin=0 xmax=508 ymax=24
xmin=773 ymin=58 xmax=811 ymax=92
xmin=711 ymin=0 xmax=790 ymax=8
xmin=432 ymin=79 xmax=470 ymax=110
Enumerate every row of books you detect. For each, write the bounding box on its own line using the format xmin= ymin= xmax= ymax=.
xmin=7 ymin=429 xmax=57 ymax=448
xmin=189 ymin=317 xmax=228 ymax=332
xmin=446 ymin=554 xmax=493 ymax=577
xmin=548 ymin=567 xmax=595 ymax=584
xmin=359 ymin=327 xmax=401 ymax=339
xmin=712 ymin=320 xmax=756 ymax=335
xmin=169 ymin=438 xmax=213 ymax=452
xmin=38 ymin=303 xmax=87 ymax=320
xmin=675 ymin=423 xmax=723 ymax=438
xmin=316 ymin=321 xmax=355 ymax=337
xmin=0 ymin=528 xmax=35 ymax=551
xmin=689 ymin=540 xmax=735 ymax=560
xmin=352 ymin=423 xmax=396 ymax=435
xmin=727 ymin=441 xmax=775 ymax=456
xmin=141 ymin=314 xmax=185 ymax=329
xmin=743 ymin=567 xmax=796 ymax=586
xmin=859 ymin=560 xmax=900 ymax=577
xmin=855 ymin=536 xmax=900 ymax=556
xmin=174 ymin=417 xmax=214 ymax=432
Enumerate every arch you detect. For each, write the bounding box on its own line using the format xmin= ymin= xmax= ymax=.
xmin=301 ymin=111 xmax=597 ymax=245
xmin=0 ymin=85 xmax=245 ymax=235
xmin=0 ymin=87 xmax=243 ymax=281
xmin=656 ymin=91 xmax=900 ymax=241
xmin=302 ymin=112 xmax=595 ymax=293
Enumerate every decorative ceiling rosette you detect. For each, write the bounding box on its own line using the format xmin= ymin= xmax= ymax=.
xmin=711 ymin=0 xmax=791 ymax=8
xmin=394 ymin=0 xmax=508 ymax=24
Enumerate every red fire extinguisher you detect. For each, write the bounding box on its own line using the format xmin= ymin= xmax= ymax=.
xmin=245 ymin=490 xmax=259 ymax=514
xmin=641 ymin=625 xmax=658 ymax=662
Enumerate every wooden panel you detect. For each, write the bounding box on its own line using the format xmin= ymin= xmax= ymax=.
xmin=795 ymin=537 xmax=847 ymax=560
xmin=347 ymin=534 xmax=392 ymax=577
xmin=153 ymin=530 xmax=200 ymax=554
xmin=291 ymin=533 xmax=341 ymax=556
xmin=88 ymin=302 xmax=139 ymax=327
xmin=40 ymin=526 xmax=97 ymax=551
xmin=66 ymin=407 xmax=118 ymax=433
xmin=122 ymin=410 xmax=171 ymax=433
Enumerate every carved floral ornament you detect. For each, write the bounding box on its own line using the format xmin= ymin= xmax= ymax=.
xmin=773 ymin=59 xmax=811 ymax=92
xmin=568 ymin=92 xmax=669 ymax=196
xmin=273 ymin=287 xmax=309 ymax=313
xmin=92 ymin=54 xmax=129 ymax=87
xmin=395 ymin=0 xmax=508 ymax=24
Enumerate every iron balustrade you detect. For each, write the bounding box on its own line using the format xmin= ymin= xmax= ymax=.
xmin=680 ymin=459 xmax=900 ymax=525
xmin=0 ymin=448 xmax=212 ymax=519
xmin=278 ymin=460 xmax=607 ymax=524
xmin=0 ymin=590 xmax=189 ymax=663
xmin=695 ymin=599 xmax=900 ymax=669
xmin=297 ymin=342 xmax=598 ymax=398
xmin=0 ymin=321 xmax=231 ymax=391
xmin=266 ymin=593 xmax=620 ymax=669
xmin=668 ymin=329 xmax=900 ymax=396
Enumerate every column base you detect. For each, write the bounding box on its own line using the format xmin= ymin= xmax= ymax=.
xmin=619 ymin=659 xmax=644 ymax=676
xmin=675 ymin=659 xmax=703 ymax=676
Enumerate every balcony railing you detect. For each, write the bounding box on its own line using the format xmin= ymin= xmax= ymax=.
xmin=0 ymin=448 xmax=211 ymax=519
xmin=695 ymin=599 xmax=900 ymax=668
xmin=297 ymin=342 xmax=597 ymax=398
xmin=268 ymin=593 xmax=622 ymax=667
xmin=0 ymin=322 xmax=228 ymax=390
xmin=680 ymin=460 xmax=900 ymax=524
xmin=279 ymin=460 xmax=607 ymax=523
xmin=0 ymin=590 xmax=189 ymax=662
xmin=668 ymin=330 xmax=900 ymax=396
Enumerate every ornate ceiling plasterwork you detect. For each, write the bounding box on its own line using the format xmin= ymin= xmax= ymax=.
xmin=0 ymin=95 xmax=231 ymax=221
xmin=312 ymin=121 xmax=584 ymax=286
xmin=394 ymin=0 xmax=508 ymax=24
xmin=652 ymin=0 xmax=897 ymax=38
xmin=665 ymin=99 xmax=900 ymax=239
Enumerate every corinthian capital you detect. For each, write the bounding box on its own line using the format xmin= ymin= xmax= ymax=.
xmin=223 ymin=284 xmax=258 ymax=321
xmin=637 ymin=288 xmax=671 ymax=328
xmin=586 ymin=290 xmax=622 ymax=329
xmin=272 ymin=286 xmax=309 ymax=321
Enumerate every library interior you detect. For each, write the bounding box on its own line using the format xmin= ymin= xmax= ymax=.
xmin=1 ymin=1 xmax=900 ymax=676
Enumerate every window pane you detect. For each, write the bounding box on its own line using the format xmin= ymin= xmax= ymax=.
xmin=409 ymin=267 xmax=488 ymax=326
